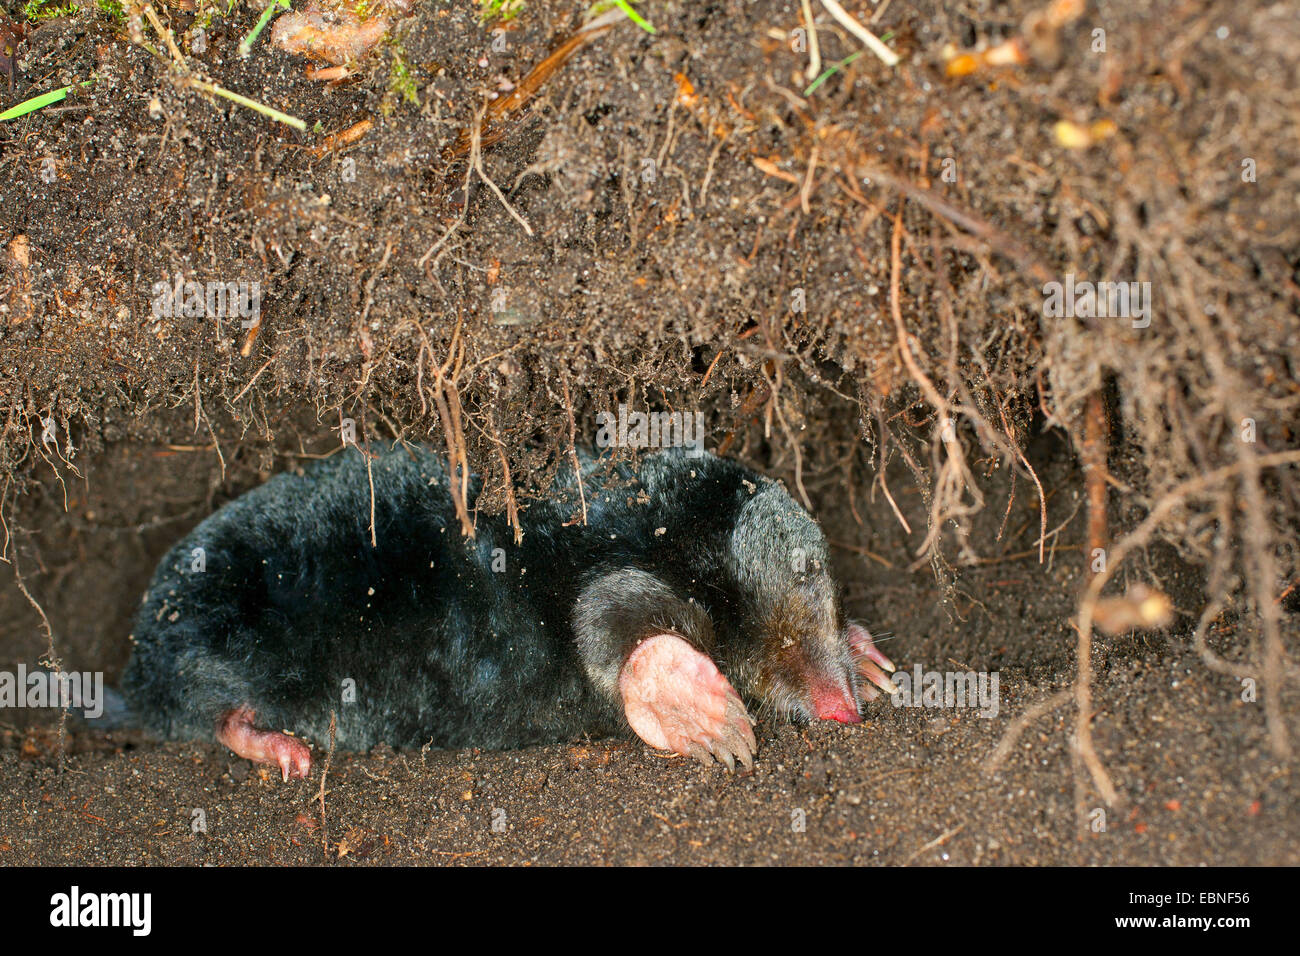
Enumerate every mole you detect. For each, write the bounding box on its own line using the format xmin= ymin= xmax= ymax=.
xmin=121 ymin=444 xmax=897 ymax=779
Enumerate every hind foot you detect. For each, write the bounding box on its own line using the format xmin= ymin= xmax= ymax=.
xmin=216 ymin=706 xmax=312 ymax=781
xmin=619 ymin=634 xmax=756 ymax=771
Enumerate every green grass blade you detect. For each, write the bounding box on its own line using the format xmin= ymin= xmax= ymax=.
xmin=803 ymin=51 xmax=861 ymax=97
xmin=802 ymin=31 xmax=895 ymax=97
xmin=1 ymin=80 xmax=93 ymax=121
xmin=190 ymin=79 xmax=307 ymax=131
xmin=239 ymin=0 xmax=291 ymax=57
xmin=612 ymin=0 xmax=655 ymax=33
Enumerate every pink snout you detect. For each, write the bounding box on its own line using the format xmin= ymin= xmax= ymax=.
xmin=811 ymin=681 xmax=862 ymax=723
xmin=816 ymin=705 xmax=863 ymax=724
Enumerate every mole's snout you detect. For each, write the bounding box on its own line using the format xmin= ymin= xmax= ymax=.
xmin=810 ymin=677 xmax=861 ymax=724
xmin=817 ymin=705 xmax=862 ymax=724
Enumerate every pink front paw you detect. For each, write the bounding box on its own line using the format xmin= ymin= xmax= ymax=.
xmin=846 ymin=622 xmax=898 ymax=702
xmin=619 ymin=633 xmax=757 ymax=771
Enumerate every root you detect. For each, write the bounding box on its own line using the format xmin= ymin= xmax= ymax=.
xmin=1082 ymin=390 xmax=1109 ymax=572
xmin=986 ymin=687 xmax=1071 ymax=773
xmin=1075 ymin=449 xmax=1300 ymax=804
xmin=560 ymin=372 xmax=587 ymax=527
xmin=413 ymin=316 xmax=474 ymax=538
xmin=471 ymin=409 xmax=524 ymax=545
xmin=6 ymin=549 xmax=66 ymax=769
xmin=886 ymin=206 xmax=982 ymax=569
xmin=468 ymin=108 xmax=533 ymax=238
xmin=318 ymin=710 xmax=336 ymax=862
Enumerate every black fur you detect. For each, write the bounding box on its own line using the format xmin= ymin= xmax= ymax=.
xmin=122 ymin=445 xmax=854 ymax=752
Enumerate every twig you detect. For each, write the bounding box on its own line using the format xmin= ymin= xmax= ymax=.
xmin=818 ymin=0 xmax=900 ymax=67
xmin=425 ymin=316 xmax=475 ymax=537
xmin=448 ymin=8 xmax=621 ymax=157
xmin=700 ymin=348 xmax=725 ymax=388
xmin=361 ymin=417 xmax=377 ymax=549
xmin=903 ymin=823 xmax=965 ymax=864
xmin=887 ymin=207 xmax=975 ymax=564
xmin=1191 ymin=493 xmax=1238 ymax=677
xmin=991 ymin=373 xmax=1047 ymax=563
xmin=470 ymin=410 xmax=524 ymax=545
xmin=800 ymin=145 xmax=819 ymax=215
xmin=419 ymin=218 xmax=464 ymax=273
xmin=0 ymin=476 xmax=11 ymax=559
xmin=864 ymin=167 xmax=1052 ymax=282
xmin=799 ymin=0 xmax=822 ymax=81
xmin=758 ymin=358 xmax=811 ymax=509
xmin=142 ymin=4 xmax=185 ymax=65
xmin=318 ymin=711 xmax=336 ymax=861
xmin=193 ymin=361 xmax=226 ymax=481
xmin=231 ymin=354 xmax=279 ymax=403
xmin=827 ymin=538 xmax=894 ymax=568
xmin=873 ymin=404 xmax=912 ymax=535
xmin=9 ymin=554 xmax=65 ymax=769
xmin=888 ymin=209 xmax=948 ymax=430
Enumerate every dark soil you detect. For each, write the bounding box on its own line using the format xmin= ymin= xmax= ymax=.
xmin=0 ymin=0 xmax=1297 ymax=865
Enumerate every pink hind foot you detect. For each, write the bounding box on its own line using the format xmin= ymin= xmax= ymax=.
xmin=619 ymin=633 xmax=757 ymax=771
xmin=216 ymin=706 xmax=312 ymax=781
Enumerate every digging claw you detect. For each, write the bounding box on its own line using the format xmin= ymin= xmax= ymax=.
xmin=724 ymin=697 xmax=758 ymax=763
xmin=686 ymin=742 xmax=713 ymax=766
xmin=858 ymin=659 xmax=899 ymax=695
xmin=619 ymin=633 xmax=760 ymax=770
xmin=710 ymin=740 xmax=736 ymax=772
xmin=847 ymin=622 xmax=898 ymax=697
xmin=737 ymin=747 xmax=754 ymax=772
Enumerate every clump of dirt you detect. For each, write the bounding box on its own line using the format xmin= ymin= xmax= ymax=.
xmin=0 ymin=0 xmax=1296 ymax=859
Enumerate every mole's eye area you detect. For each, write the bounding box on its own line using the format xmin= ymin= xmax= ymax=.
xmin=754 ymin=636 xmax=818 ymax=722
xmin=755 ymin=623 xmax=861 ymax=724
xmin=749 ymin=587 xmax=856 ymax=718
